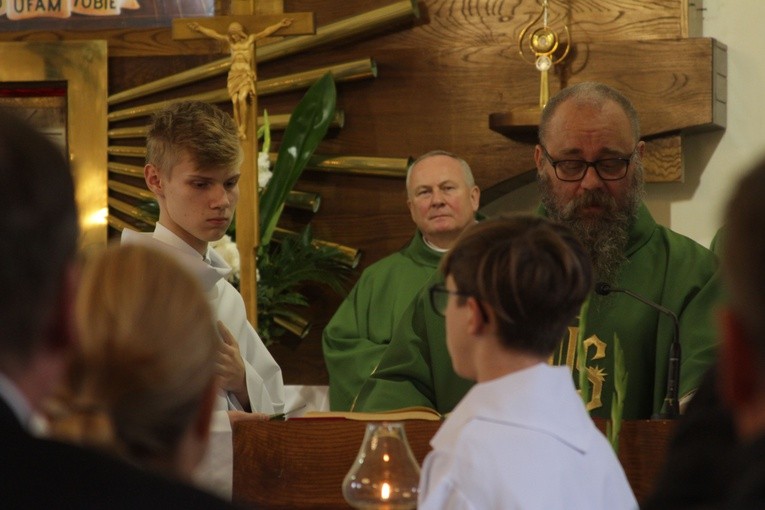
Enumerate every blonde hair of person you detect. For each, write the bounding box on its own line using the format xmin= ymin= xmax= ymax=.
xmin=47 ymin=243 xmax=219 ymax=479
xmin=146 ymin=100 xmax=243 ymax=176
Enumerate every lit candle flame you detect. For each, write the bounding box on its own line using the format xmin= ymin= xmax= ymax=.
xmin=381 ymin=482 xmax=391 ymax=501
xmin=383 ymin=453 xmax=390 ymax=462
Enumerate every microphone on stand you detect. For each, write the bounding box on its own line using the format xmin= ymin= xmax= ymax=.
xmin=595 ymin=282 xmax=681 ymax=419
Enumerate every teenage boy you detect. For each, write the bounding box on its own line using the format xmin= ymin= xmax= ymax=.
xmin=122 ymin=101 xmax=285 ymax=496
xmin=418 ymin=216 xmax=636 ymax=510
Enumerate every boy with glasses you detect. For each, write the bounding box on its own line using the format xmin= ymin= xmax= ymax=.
xmin=418 ymin=216 xmax=636 ymax=510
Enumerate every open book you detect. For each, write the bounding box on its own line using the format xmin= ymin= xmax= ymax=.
xmin=299 ymin=406 xmax=444 ymax=422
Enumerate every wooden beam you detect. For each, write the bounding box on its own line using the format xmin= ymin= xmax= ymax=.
xmin=644 ymin=135 xmax=683 ymax=183
xmin=491 ymin=38 xmax=726 ymax=140
xmin=562 ymin=38 xmax=726 ymax=137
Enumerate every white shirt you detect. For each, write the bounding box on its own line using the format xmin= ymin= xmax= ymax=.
xmin=418 ymin=364 xmax=637 ymax=510
xmin=122 ymin=224 xmax=285 ymax=414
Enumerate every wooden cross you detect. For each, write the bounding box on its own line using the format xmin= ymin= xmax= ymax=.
xmin=172 ymin=0 xmax=315 ymax=325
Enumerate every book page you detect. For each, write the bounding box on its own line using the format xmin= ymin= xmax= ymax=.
xmin=300 ymin=406 xmax=443 ymax=421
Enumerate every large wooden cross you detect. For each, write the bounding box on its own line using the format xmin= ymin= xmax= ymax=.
xmin=173 ymin=0 xmax=315 ymax=325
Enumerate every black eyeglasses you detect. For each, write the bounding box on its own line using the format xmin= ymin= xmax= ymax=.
xmin=541 ymin=146 xmax=636 ymax=182
xmin=428 ymin=283 xmax=488 ymax=322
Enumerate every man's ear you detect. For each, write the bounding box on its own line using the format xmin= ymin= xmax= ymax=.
xmin=144 ymin=164 xmax=164 ymax=197
xmin=719 ymin=307 xmax=758 ymax=410
xmin=533 ymin=145 xmax=545 ymax=175
xmin=407 ymin=197 xmax=416 ymax=222
xmin=466 ymin=298 xmax=491 ymax=336
xmin=635 ymin=140 xmax=646 ymax=159
xmin=469 ymin=185 xmax=480 ymax=213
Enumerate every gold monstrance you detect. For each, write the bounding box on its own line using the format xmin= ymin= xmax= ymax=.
xmin=518 ymin=0 xmax=570 ymax=109
xmin=494 ymin=0 xmax=570 ymax=132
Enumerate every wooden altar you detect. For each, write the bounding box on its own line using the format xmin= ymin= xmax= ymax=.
xmin=232 ymin=417 xmax=675 ymax=508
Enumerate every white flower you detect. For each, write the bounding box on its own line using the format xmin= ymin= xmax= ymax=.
xmin=258 ymin=152 xmax=273 ymax=190
xmin=211 ymin=235 xmax=241 ymax=283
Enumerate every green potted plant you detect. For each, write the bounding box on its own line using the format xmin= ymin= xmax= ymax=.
xmin=254 ymin=72 xmax=352 ymax=344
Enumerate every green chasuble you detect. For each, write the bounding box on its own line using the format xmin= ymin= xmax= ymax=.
xmin=322 ymin=230 xmax=443 ymax=410
xmin=354 ymin=204 xmax=722 ymax=419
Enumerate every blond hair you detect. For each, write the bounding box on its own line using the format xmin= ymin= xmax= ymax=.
xmin=48 ymin=244 xmax=217 ymax=474
xmin=146 ymin=100 xmax=242 ymax=176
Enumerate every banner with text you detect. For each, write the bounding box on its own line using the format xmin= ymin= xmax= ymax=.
xmin=0 ymin=0 xmax=141 ymax=20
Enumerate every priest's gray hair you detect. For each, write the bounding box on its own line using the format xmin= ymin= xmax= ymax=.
xmin=406 ymin=150 xmax=475 ymax=192
xmin=538 ymin=82 xmax=641 ymax=146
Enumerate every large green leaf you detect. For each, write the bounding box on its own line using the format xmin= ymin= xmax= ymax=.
xmin=259 ymin=73 xmax=336 ymax=245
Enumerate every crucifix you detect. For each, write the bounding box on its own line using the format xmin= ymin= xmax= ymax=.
xmin=173 ymin=0 xmax=315 ymax=324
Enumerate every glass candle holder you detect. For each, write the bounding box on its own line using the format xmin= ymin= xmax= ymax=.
xmin=342 ymin=422 xmax=421 ymax=510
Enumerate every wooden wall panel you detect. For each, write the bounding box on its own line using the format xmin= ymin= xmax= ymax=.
xmin=259 ymin=1 xmax=719 ymax=383
xmin=0 ymin=0 xmax=696 ymax=55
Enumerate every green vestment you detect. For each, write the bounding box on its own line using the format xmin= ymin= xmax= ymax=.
xmin=322 ymin=230 xmax=443 ymax=410
xmin=354 ymin=205 xmax=722 ymax=419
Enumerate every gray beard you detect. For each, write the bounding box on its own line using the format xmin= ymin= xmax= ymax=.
xmin=539 ymin=167 xmax=644 ymax=285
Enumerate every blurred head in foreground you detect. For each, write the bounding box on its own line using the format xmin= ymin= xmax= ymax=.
xmin=48 ymin=243 xmax=219 ymax=480
xmin=719 ymin=157 xmax=765 ymax=441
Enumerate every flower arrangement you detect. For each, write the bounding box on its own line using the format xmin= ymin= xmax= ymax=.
xmin=211 ymin=235 xmax=241 ymax=286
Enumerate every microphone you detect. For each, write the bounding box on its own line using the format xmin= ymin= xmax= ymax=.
xmin=595 ymin=282 xmax=681 ymax=419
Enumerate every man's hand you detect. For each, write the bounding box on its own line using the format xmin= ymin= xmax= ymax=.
xmin=216 ymin=321 xmax=250 ymax=410
xmin=279 ymin=18 xmax=293 ymax=28
xmin=188 ymin=22 xmax=200 ymax=31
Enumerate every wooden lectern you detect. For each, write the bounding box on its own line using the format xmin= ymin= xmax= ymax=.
xmin=232 ymin=418 xmax=674 ymax=509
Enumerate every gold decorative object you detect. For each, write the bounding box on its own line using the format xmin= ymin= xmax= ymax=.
xmin=273 ymin=315 xmax=310 ymax=339
xmin=488 ymin=0 xmax=571 ymax=138
xmin=108 ymin=180 xmax=155 ymax=201
xmin=108 ymin=161 xmax=143 ymax=177
xmin=257 ymin=0 xmax=419 ymax=62
xmin=107 ymin=59 xmax=375 ymax=123
xmin=268 ymin=153 xmax=412 ymax=178
xmin=107 ymin=111 xmax=344 ymax=140
xmin=108 ymin=145 xmax=145 ymax=157
xmin=109 ymin=166 xmax=318 ymax=215
xmin=108 ymin=197 xmax=156 ymax=226
xmin=187 ymin=18 xmax=293 ymax=139
xmin=107 ymin=126 xmax=149 ymax=140
xmin=284 ymin=190 xmax=322 ymax=213
xmin=518 ymin=0 xmax=570 ymax=110
xmin=107 ymin=215 xmax=136 ymax=232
